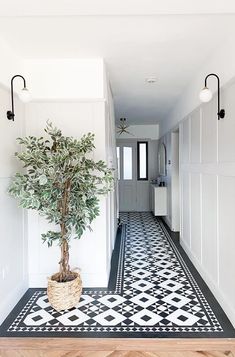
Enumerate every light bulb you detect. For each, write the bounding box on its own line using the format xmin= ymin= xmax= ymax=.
xmin=18 ymin=87 xmax=31 ymax=103
xmin=199 ymin=87 xmax=212 ymax=103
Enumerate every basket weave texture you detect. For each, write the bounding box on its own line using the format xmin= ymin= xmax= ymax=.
xmin=47 ymin=272 xmax=82 ymax=311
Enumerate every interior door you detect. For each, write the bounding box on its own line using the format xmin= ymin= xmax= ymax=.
xmin=117 ymin=142 xmax=137 ymax=211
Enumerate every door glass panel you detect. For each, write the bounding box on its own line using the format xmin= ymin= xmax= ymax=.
xmin=123 ymin=147 xmax=132 ymax=180
xmin=116 ymin=147 xmax=120 ymax=180
xmin=138 ymin=142 xmax=148 ymax=179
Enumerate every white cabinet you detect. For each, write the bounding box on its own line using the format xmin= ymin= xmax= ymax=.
xmin=150 ymin=184 xmax=167 ymax=216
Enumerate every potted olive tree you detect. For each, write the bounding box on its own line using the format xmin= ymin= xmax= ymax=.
xmin=9 ymin=122 xmax=113 ymax=311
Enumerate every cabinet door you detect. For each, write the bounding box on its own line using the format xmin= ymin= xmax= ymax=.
xmin=154 ymin=187 xmax=167 ymax=216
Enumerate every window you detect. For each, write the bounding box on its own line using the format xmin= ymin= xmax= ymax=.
xmin=123 ymin=146 xmax=132 ymax=180
xmin=116 ymin=147 xmax=120 ymax=180
xmin=137 ymin=141 xmax=148 ymax=180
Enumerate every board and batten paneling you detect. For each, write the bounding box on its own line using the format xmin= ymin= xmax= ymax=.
xmin=190 ymin=108 xmax=201 ymax=163
xmin=190 ymin=172 xmax=201 ymax=263
xmin=201 ymin=174 xmax=218 ymax=283
xmin=0 ymin=86 xmax=28 ymax=324
xmin=218 ymin=176 xmax=235 ymax=308
xmin=179 ymin=79 xmax=235 ymax=327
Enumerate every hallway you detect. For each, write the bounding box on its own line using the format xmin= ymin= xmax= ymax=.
xmin=0 ymin=212 xmax=233 ymax=338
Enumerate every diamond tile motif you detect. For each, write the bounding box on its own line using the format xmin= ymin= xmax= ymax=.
xmin=162 ymin=292 xmax=191 ymax=308
xmin=159 ymin=279 xmax=184 ymax=292
xmin=130 ymin=309 xmax=163 ymax=326
xmin=131 ymin=260 xmax=149 ymax=269
xmin=1 ymin=212 xmax=232 ymax=337
xmin=98 ymin=295 xmax=126 ymax=308
xmin=131 ymin=268 xmax=152 ymax=279
xmin=130 ymin=292 xmax=157 ymax=308
xmin=93 ymin=309 xmax=125 ymax=326
xmin=157 ymin=269 xmax=178 ymax=279
xmin=130 ymin=280 xmax=154 ymax=292
xmin=166 ymin=309 xmax=200 ymax=326
xmin=24 ymin=310 xmax=54 ymax=326
xmin=57 ymin=310 xmax=90 ymax=326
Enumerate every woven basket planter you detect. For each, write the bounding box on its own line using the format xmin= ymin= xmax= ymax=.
xmin=47 ymin=272 xmax=82 ymax=311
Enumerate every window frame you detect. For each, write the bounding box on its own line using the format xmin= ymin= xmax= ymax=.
xmin=137 ymin=141 xmax=148 ymax=181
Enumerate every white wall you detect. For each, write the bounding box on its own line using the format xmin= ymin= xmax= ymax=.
xmin=158 ymin=33 xmax=235 ymax=326
xmin=0 ymin=85 xmax=28 ymax=324
xmin=0 ymin=37 xmax=23 ymax=90
xmin=0 ymin=38 xmax=116 ymax=308
xmin=160 ymin=35 xmax=235 ymax=137
xmin=23 ymin=59 xmax=104 ymax=100
xmin=178 ymin=79 xmax=235 ymax=327
xmin=158 ymin=131 xmax=180 ymax=232
xmin=12 ymin=58 xmax=117 ymax=289
xmin=116 ymin=124 xmax=159 ymax=140
xmin=26 ymin=99 xmax=115 ymax=288
xmin=105 ymin=83 xmax=119 ymax=265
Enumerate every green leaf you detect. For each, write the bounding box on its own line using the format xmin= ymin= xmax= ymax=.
xmin=9 ymin=122 xmax=114 ymax=247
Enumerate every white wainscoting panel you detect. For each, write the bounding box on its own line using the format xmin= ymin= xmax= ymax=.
xmin=190 ymin=108 xmax=201 ymax=163
xmin=182 ymin=118 xmax=190 ymax=164
xmin=201 ymin=96 xmax=217 ymax=163
xmin=218 ymin=175 xmax=235 ymax=312
xmin=178 ymin=78 xmax=235 ymax=326
xmin=0 ymin=86 xmax=28 ymax=324
xmin=219 ymin=82 xmax=235 ymax=163
xmin=190 ymin=172 xmax=201 ymax=263
xmin=181 ymin=172 xmax=191 ymax=249
xmin=201 ymin=173 xmax=218 ymax=283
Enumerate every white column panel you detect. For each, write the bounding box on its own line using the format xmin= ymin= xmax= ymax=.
xmin=0 ymin=86 xmax=28 ymax=324
xmin=181 ymin=172 xmax=191 ymax=249
xmin=201 ymin=174 xmax=218 ymax=282
xmin=190 ymin=172 xmax=201 ymax=262
xmin=181 ymin=118 xmax=190 ymax=164
xmin=190 ymin=108 xmax=201 ymax=163
xmin=201 ymin=97 xmax=217 ymax=163
xmin=219 ymin=83 xmax=235 ymax=163
xmin=218 ymin=176 xmax=235 ymax=311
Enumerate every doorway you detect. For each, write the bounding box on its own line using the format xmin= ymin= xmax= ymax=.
xmin=116 ymin=139 xmax=150 ymax=212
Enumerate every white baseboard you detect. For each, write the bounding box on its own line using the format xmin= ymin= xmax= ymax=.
xmin=0 ymin=279 xmax=28 ymax=325
xmin=181 ymin=240 xmax=235 ymax=328
xmin=29 ymin=272 xmax=109 ymax=288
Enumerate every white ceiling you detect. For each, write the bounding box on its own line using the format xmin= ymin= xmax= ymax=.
xmin=0 ymin=6 xmax=234 ymax=124
xmin=1 ymin=0 xmax=235 ymax=16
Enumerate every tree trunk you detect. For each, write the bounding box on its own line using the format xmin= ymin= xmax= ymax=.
xmin=59 ymin=237 xmax=70 ymax=282
xmin=58 ymin=179 xmax=71 ymax=282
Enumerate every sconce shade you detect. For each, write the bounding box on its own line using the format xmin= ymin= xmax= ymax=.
xmin=199 ymin=87 xmax=213 ymax=103
xmin=18 ymin=87 xmax=31 ymax=103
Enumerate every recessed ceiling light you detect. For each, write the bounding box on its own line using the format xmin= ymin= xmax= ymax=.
xmin=145 ymin=77 xmax=157 ymax=84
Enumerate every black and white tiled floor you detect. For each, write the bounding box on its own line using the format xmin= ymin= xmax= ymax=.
xmin=0 ymin=212 xmax=234 ymax=338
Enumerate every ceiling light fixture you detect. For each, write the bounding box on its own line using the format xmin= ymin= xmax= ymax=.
xmin=116 ymin=118 xmax=133 ymax=136
xmin=199 ymin=73 xmax=225 ymax=120
xmin=7 ymin=75 xmax=31 ymax=121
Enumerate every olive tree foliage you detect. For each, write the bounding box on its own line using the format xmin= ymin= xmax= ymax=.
xmin=9 ymin=122 xmax=114 ymax=281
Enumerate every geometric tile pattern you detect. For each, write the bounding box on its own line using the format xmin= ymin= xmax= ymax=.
xmin=1 ymin=212 xmax=234 ymax=337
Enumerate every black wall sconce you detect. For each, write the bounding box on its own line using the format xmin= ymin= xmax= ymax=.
xmin=7 ymin=75 xmax=31 ymax=121
xmin=199 ymin=73 xmax=225 ymax=120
